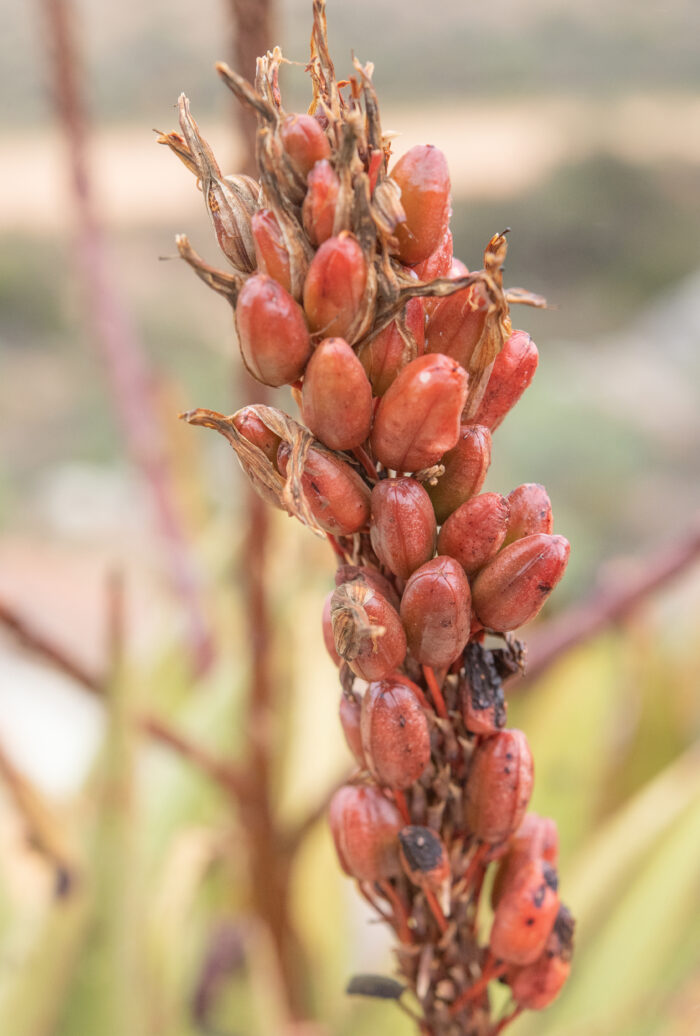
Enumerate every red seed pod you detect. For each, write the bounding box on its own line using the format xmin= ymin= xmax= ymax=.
xmin=357 ymin=297 xmax=426 ymax=397
xmin=302 ymin=159 xmax=340 ymax=245
xmin=414 ymin=227 xmax=453 ymax=301
xmin=279 ymin=113 xmax=331 ymax=178
xmin=361 ymin=679 xmax=431 ymax=789
xmin=425 ymin=281 xmax=489 ymax=371
xmin=505 ymin=483 xmax=553 ymax=545
xmin=473 ymin=330 xmax=539 ymax=431
xmin=459 ymin=641 xmax=507 ymax=736
xmin=250 ymin=209 xmax=292 ymax=294
xmin=328 ymin=784 xmax=403 ymax=881
xmin=391 ymin=145 xmax=451 ymax=266
xmin=437 ymin=492 xmax=510 ymax=576
xmin=277 ymin=442 xmax=370 ymax=535
xmin=232 ymin=406 xmax=282 ymax=466
xmin=465 ymin=729 xmax=534 ymax=844
xmin=400 ymin=556 xmax=471 ymax=668
xmin=322 ymin=592 xmax=342 ymax=666
xmin=302 ymin=233 xmax=368 ymax=341
xmin=301 ymin=338 xmax=373 ymax=450
xmin=471 ymin=533 xmax=570 ymax=632
xmin=490 ymin=858 xmax=560 ymax=966
xmin=369 ymin=478 xmax=437 ymax=580
xmin=427 ymin=424 xmax=492 ymax=525
xmin=492 ymin=813 xmax=560 ymax=910
xmin=370 ymin=354 xmax=468 ymax=472
xmin=335 ymin=565 xmax=401 ymax=612
xmin=235 ymin=274 xmax=311 ymax=387
xmin=399 ymin=825 xmax=451 ymax=908
xmin=508 ymin=952 xmax=570 ymax=1010
xmin=339 ymin=692 xmax=366 ymax=768
xmin=331 ymin=582 xmax=407 ymax=681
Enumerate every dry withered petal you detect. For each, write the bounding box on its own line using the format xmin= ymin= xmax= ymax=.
xmin=334 ymin=564 xmax=401 ymax=611
xmin=464 ymin=729 xmax=533 ymax=845
xmin=329 ymin=783 xmax=403 ymax=881
xmin=369 ymin=477 xmax=437 ymax=580
xmin=427 ymin=424 xmax=492 ymax=525
xmin=301 ymin=337 xmax=373 ymax=450
xmin=391 ymin=145 xmax=451 ymax=266
xmin=459 ymin=641 xmax=507 ymax=736
xmin=437 ymin=492 xmax=510 ymax=576
xmin=331 ymin=581 xmax=407 ymax=681
xmin=236 ymin=274 xmax=311 ymax=387
xmin=361 ymin=679 xmax=431 ymax=789
xmin=471 ymin=533 xmax=570 ymax=632
xmin=400 ymin=556 xmax=471 ymax=668
xmin=370 ymin=353 xmax=469 ymax=472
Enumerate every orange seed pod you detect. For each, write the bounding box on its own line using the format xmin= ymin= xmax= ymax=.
xmin=473 ymin=330 xmax=538 ymax=431
xmin=427 ymin=424 xmax=492 ymax=524
xmin=489 ymin=858 xmax=560 ymax=965
xmin=391 ymin=145 xmax=451 ymax=266
xmin=492 ymin=812 xmax=560 ymax=909
xmin=357 ymin=297 xmax=426 ymax=397
xmin=235 ymin=274 xmax=311 ymax=387
xmin=328 ymin=784 xmax=403 ymax=881
xmin=369 ymin=478 xmax=437 ymax=580
xmin=302 ymin=159 xmax=340 ymax=245
xmin=370 ymin=354 xmax=468 ymax=472
xmin=361 ymin=678 xmax=431 ymax=789
xmin=400 ymin=556 xmax=471 ymax=668
xmin=471 ymin=533 xmax=570 ymax=632
xmin=301 ymin=338 xmax=373 ymax=450
xmin=331 ymin=582 xmax=407 ymax=682
xmin=277 ymin=442 xmax=370 ymax=535
xmin=437 ymin=492 xmax=510 ymax=576
xmin=280 ymin=113 xmax=331 ymax=178
xmin=465 ymin=729 xmax=533 ymax=844
xmin=302 ymin=233 xmax=368 ymax=341
xmin=508 ymin=953 xmax=571 ymax=1011
xmin=505 ymin=483 xmax=553 ymax=545
xmin=251 ymin=209 xmax=292 ymax=294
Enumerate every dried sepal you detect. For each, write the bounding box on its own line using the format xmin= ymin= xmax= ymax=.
xmin=174 ymin=234 xmax=243 ymax=308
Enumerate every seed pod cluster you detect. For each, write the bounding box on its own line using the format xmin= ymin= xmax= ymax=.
xmin=172 ymin=5 xmax=574 ymax=1029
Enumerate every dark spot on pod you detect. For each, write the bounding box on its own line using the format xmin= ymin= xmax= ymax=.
xmin=398 ymin=825 xmax=444 ymax=873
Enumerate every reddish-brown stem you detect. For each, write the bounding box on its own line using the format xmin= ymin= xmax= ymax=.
xmin=423 ymin=887 xmax=449 ymax=935
xmin=358 ymin=881 xmax=393 ymax=923
xmin=491 ymin=1006 xmax=523 ymax=1034
xmin=327 ymin=533 xmax=350 ymax=563
xmin=394 ymin=789 xmax=412 ymax=824
xmin=353 ymin=445 xmax=379 ymax=482
xmin=422 ymin=665 xmax=449 ymax=719
xmin=378 ymin=880 xmax=414 ymax=945
xmin=140 ymin=714 xmax=249 ymax=801
xmin=449 ymin=956 xmax=507 ymax=1017
xmin=460 ymin=843 xmax=489 ymax=894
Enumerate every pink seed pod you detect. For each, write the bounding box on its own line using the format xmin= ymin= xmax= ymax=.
xmin=471 ymin=533 xmax=570 ymax=632
xmin=465 ymin=729 xmax=534 ymax=844
xmin=390 ymin=145 xmax=451 ymax=266
xmin=301 ymin=338 xmax=373 ymax=450
xmin=232 ymin=406 xmax=282 ymax=466
xmin=399 ymin=825 xmax=451 ymax=909
xmin=328 ymin=784 xmax=403 ymax=881
xmin=489 ymin=858 xmax=560 ymax=965
xmin=251 ymin=209 xmax=292 ymax=294
xmin=370 ymin=354 xmax=468 ymax=472
xmin=335 ymin=564 xmax=401 ymax=611
xmin=492 ymin=813 xmax=560 ymax=909
xmin=427 ymin=424 xmax=492 ymax=525
xmin=425 ymin=281 xmax=489 ymax=371
xmin=473 ymin=330 xmax=538 ymax=431
xmin=339 ymin=692 xmax=366 ymax=768
xmin=357 ymin=297 xmax=426 ymax=397
xmin=302 ymin=159 xmax=340 ymax=245
xmin=414 ymin=227 xmax=454 ymax=317
xmin=400 ymin=556 xmax=471 ymax=668
xmin=235 ymin=274 xmax=311 ymax=387
xmin=505 ymin=483 xmax=553 ymax=545
xmin=331 ymin=582 xmax=407 ymax=681
xmin=277 ymin=442 xmax=370 ymax=535
xmin=437 ymin=492 xmax=510 ymax=576
xmin=361 ymin=678 xmax=431 ymax=788
xmin=279 ymin=113 xmax=331 ymax=178
xmin=322 ymin=592 xmax=341 ymax=665
xmin=302 ymin=233 xmax=368 ymax=340
xmin=369 ymin=478 xmax=437 ymax=580
xmin=459 ymin=641 xmax=507 ymax=736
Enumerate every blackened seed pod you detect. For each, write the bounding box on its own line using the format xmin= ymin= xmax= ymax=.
xmin=437 ymin=492 xmax=510 ymax=576
xmin=399 ymin=825 xmax=451 ymax=904
xmin=235 ymin=274 xmax=311 ymax=387
xmin=335 ymin=564 xmax=401 ymax=611
xmin=459 ymin=641 xmax=507 ymax=736
xmin=302 ymin=159 xmax=340 ymax=246
xmin=390 ymin=145 xmax=451 ymax=266
xmin=505 ymin=483 xmax=553 ymax=545
xmin=277 ymin=442 xmax=370 ymax=535
xmin=508 ymin=954 xmax=571 ymax=1011
xmin=302 ymin=233 xmax=368 ymax=341
xmin=361 ymin=679 xmax=431 ymax=789
xmin=473 ymin=330 xmax=538 ymax=431
xmin=370 ymin=354 xmax=468 ymax=472
xmin=301 ymin=338 xmax=373 ymax=450
xmin=492 ymin=813 xmax=560 ymax=909
xmin=427 ymin=424 xmax=492 ymax=525
xmin=232 ymin=406 xmax=282 ymax=466
xmin=425 ymin=281 xmax=489 ymax=371
xmin=322 ymin=592 xmax=342 ymax=666
xmin=400 ymin=556 xmax=471 ymax=668
xmin=279 ymin=113 xmax=331 ymax=178
xmin=489 ymin=858 xmax=560 ymax=966
xmin=465 ymin=729 xmax=534 ymax=844
xmin=328 ymin=784 xmax=403 ymax=882
xmin=370 ymin=478 xmax=437 ymax=580
xmin=331 ymin=582 xmax=407 ymax=682
xmin=357 ymin=297 xmax=426 ymax=397
xmin=471 ymin=534 xmax=570 ymax=632
xmin=251 ymin=209 xmax=292 ymax=294
xmin=339 ymin=692 xmax=366 ymax=768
